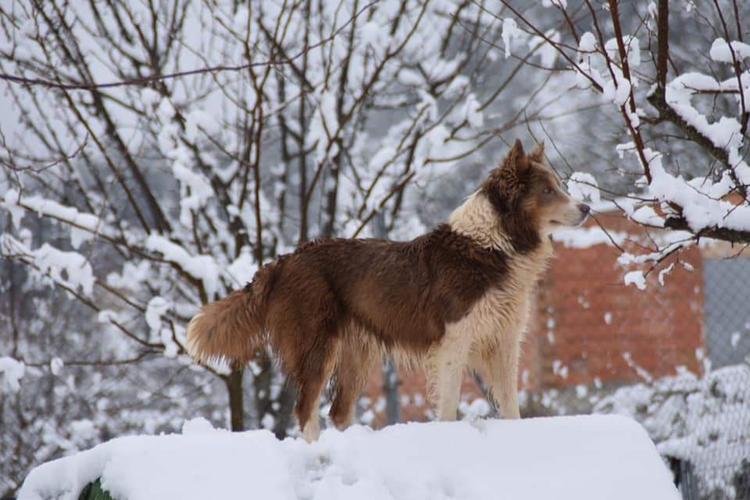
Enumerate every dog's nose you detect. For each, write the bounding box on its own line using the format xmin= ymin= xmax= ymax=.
xmin=578 ymin=203 xmax=590 ymax=215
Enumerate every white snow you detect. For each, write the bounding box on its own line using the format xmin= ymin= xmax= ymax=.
xmin=140 ymin=88 xmax=161 ymax=108
xmin=552 ymin=227 xmax=627 ymax=249
xmin=624 ymin=270 xmax=647 ymax=290
xmin=50 ymin=357 xmax=64 ymax=376
xmin=709 ymin=38 xmax=750 ymax=63
xmin=730 ymin=332 xmax=741 ymax=349
xmin=645 ymin=69 xmax=750 ymax=234
xmin=502 ymin=18 xmax=521 ymax=59
xmin=308 ymin=91 xmax=340 ymax=161
xmin=552 ymin=360 xmax=569 ymax=379
xmin=144 ymin=234 xmax=220 ymax=299
xmin=567 ymin=172 xmax=600 ymax=203
xmin=657 ymin=262 xmax=674 ymax=286
xmin=630 ymin=206 xmax=664 ymax=227
xmin=643 ymin=146 xmax=750 ymax=234
xmin=530 ymin=29 xmax=561 ymax=67
xmin=2 ymin=189 xmax=102 ymax=248
xmin=145 ymin=297 xmax=170 ymax=334
xmin=185 ymin=109 xmax=220 ymax=142
xmin=360 ymin=21 xmax=382 ymax=49
xmin=462 ymin=93 xmax=484 ymax=128
xmin=145 ymin=297 xmax=179 ymax=357
xmin=1 ymin=235 xmax=95 ymax=295
xmin=226 ymin=247 xmax=258 ymax=287
xmin=2 ymin=190 xmax=100 ymax=233
xmin=605 ymin=36 xmax=641 ymax=67
xmin=0 ymin=356 xmax=25 ymax=393
xmin=603 ymin=74 xmax=632 ymax=107
xmin=578 ymin=32 xmax=597 ymax=53
xmin=19 ymin=415 xmax=678 ymax=500
xmin=171 ymin=161 xmax=214 ymax=226
xmin=542 ymin=0 xmax=568 ymax=9
xmin=621 ymin=352 xmax=654 ymax=383
xmin=34 ymin=244 xmax=96 ymax=295
xmin=458 ymin=398 xmax=492 ymax=420
xmin=665 ymin=74 xmax=746 ymax=157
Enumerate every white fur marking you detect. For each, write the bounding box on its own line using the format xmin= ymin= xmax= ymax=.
xmin=449 ymin=192 xmax=515 ymax=253
xmin=432 ymin=193 xmax=553 ymax=420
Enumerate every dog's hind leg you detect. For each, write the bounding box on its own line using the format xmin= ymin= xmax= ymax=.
xmin=329 ymin=334 xmax=376 ymax=430
xmin=292 ymin=333 xmax=339 ymax=443
xmin=295 ymin=344 xmax=337 ymax=442
xmin=267 ymin=273 xmax=341 ymax=442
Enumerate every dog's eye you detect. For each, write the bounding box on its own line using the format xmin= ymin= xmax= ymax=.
xmin=543 ymin=187 xmax=554 ymax=195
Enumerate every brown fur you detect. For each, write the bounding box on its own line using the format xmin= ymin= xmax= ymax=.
xmin=187 ymin=140 xmax=589 ymax=441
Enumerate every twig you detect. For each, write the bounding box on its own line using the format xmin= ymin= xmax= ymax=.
xmin=0 ymin=1 xmax=378 ymax=91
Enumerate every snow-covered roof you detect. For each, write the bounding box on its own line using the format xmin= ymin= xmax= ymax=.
xmin=19 ymin=415 xmax=679 ymax=500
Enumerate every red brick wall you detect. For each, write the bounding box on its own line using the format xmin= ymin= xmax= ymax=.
xmin=363 ymin=212 xmax=705 ymax=424
xmin=531 ymin=212 xmax=704 ymax=390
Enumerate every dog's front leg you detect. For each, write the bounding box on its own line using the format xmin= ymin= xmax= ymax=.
xmin=429 ymin=332 xmax=470 ymax=421
xmin=481 ymin=337 xmax=521 ymax=419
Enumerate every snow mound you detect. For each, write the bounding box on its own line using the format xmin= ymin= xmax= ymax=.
xmin=552 ymin=227 xmax=628 ymax=249
xmin=19 ymin=415 xmax=678 ymax=500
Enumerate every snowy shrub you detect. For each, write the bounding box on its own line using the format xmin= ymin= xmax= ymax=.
xmin=594 ymin=365 xmax=750 ymax=498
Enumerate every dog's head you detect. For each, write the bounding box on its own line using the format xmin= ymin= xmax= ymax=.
xmin=481 ymin=140 xmax=589 ymax=252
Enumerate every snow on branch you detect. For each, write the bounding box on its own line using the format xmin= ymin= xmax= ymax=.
xmin=567 ymin=172 xmax=601 ymax=204
xmin=145 ymin=297 xmax=182 ymax=358
xmin=0 ymin=1 xmax=380 ymax=92
xmin=1 ymin=234 xmax=95 ymax=295
xmin=0 ymin=357 xmax=25 ymax=394
xmin=661 ymin=73 xmax=750 ymax=184
xmin=144 ymin=234 xmax=220 ymax=300
xmin=710 ymin=38 xmax=750 ymax=63
xmin=503 ymin=1 xmax=750 ymax=251
xmin=2 ymin=189 xmax=104 ymax=248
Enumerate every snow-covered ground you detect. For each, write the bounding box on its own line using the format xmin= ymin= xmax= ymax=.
xmin=19 ymin=415 xmax=678 ymax=500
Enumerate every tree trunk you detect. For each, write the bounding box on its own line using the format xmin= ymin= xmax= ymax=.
xmin=252 ymin=352 xmax=273 ymax=427
xmin=383 ymin=358 xmax=401 ymax=425
xmin=272 ymin=383 xmax=297 ymax=439
xmin=225 ymin=366 xmax=245 ymax=431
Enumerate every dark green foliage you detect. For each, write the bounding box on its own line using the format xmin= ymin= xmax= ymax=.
xmin=78 ymin=479 xmax=114 ymax=500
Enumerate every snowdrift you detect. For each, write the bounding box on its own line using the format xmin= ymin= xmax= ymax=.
xmin=19 ymin=415 xmax=679 ymax=500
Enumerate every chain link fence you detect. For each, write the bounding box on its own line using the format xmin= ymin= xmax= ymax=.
xmin=521 ymin=236 xmax=750 ymax=500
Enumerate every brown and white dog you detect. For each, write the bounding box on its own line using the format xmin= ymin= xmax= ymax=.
xmin=186 ymin=140 xmax=589 ymax=441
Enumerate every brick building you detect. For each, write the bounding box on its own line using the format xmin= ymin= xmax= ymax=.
xmin=363 ymin=210 xmax=710 ymax=424
xmin=530 ymin=211 xmax=704 ymax=390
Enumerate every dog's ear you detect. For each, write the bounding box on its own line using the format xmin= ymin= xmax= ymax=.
xmin=498 ymin=139 xmax=528 ymax=192
xmin=529 ymin=142 xmax=545 ymax=162
xmin=483 ymin=140 xmax=528 ymax=210
xmin=503 ymin=139 xmax=525 ymax=171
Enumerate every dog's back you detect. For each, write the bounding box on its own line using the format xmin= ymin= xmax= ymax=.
xmin=263 ymin=226 xmax=510 ymax=352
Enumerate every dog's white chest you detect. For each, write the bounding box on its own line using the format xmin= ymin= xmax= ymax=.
xmin=445 ymin=285 xmax=534 ymax=350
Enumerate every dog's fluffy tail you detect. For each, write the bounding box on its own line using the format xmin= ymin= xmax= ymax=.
xmin=186 ymin=280 xmax=268 ymax=365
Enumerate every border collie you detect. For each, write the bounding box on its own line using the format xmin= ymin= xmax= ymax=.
xmin=187 ymin=140 xmax=589 ymax=441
